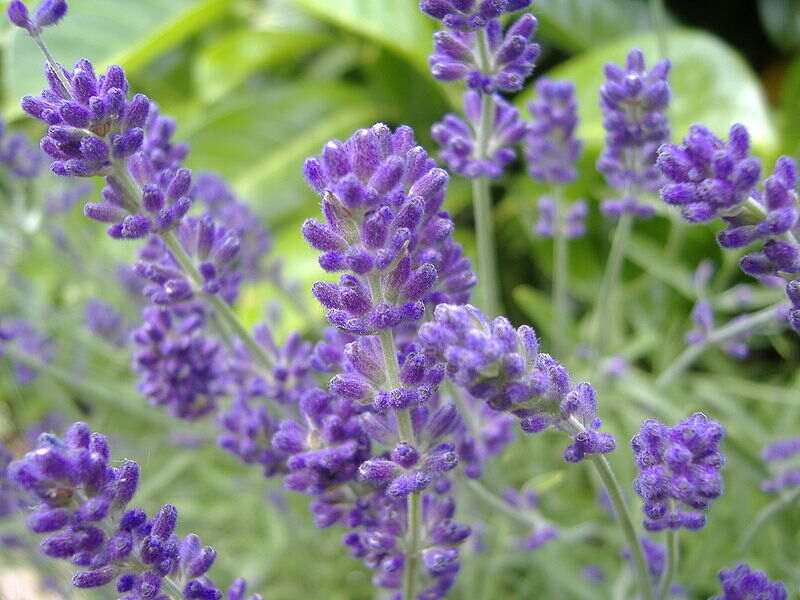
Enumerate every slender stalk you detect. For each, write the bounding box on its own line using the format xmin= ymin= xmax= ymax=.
xmin=376 ymin=328 xmax=415 ymax=445
xmin=649 ymin=0 xmax=669 ymax=59
xmin=552 ymin=186 xmax=569 ymax=356
xmin=657 ymin=528 xmax=678 ymax=599
xmin=590 ymin=453 xmax=655 ymax=600
xmin=402 ymin=491 xmax=422 ymax=600
xmin=591 ymin=212 xmax=634 ymax=354
xmin=471 ymin=31 xmax=501 ymax=317
xmin=655 ymin=303 xmax=782 ymax=389
xmin=464 ymin=478 xmax=540 ymax=528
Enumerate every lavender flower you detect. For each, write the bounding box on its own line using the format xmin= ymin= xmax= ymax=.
xmin=598 ymin=48 xmax=670 ymax=218
xmin=420 ymin=0 xmax=532 ymax=31
xmin=711 ymin=564 xmax=787 ymax=600
xmin=525 ymin=78 xmax=582 ymax=185
xmin=194 ymin=172 xmax=272 ymax=281
xmin=135 ymin=215 xmax=242 ymax=305
xmin=501 ymin=488 xmax=558 ymax=550
xmin=419 ymin=304 xmax=616 ymax=461
xmin=0 ymin=319 xmax=55 ymax=384
xmin=7 ymin=0 xmax=67 ymax=34
xmin=0 ymin=117 xmax=44 ymax=178
xmin=425 ymin=12 xmax=539 ymax=93
xmin=432 ymin=91 xmax=528 ymax=178
xmin=131 ymin=303 xmax=227 ymax=420
xmin=0 ymin=444 xmax=23 ymax=520
xmin=631 ymin=413 xmax=725 ymax=531
xmin=6 ymin=421 xmax=258 ymax=598
xmin=760 ymin=437 xmax=800 ymax=493
xmin=85 ymin=299 xmax=128 ymax=347
xmin=303 ymin=123 xmax=475 ymax=335
xmin=452 ymin=393 xmax=515 ymax=478
xmin=534 ymin=195 xmax=588 ymax=239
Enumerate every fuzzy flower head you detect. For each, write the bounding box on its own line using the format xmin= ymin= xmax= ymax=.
xmin=535 ymin=195 xmax=588 ymax=239
xmin=598 ymin=48 xmax=670 ymax=218
xmin=631 ymin=413 xmax=725 ymax=531
xmin=420 ymin=0 xmax=532 ymax=31
xmin=0 ymin=319 xmax=55 ymax=384
xmin=0 ymin=117 xmax=44 ymax=178
xmin=760 ymin=437 xmax=800 ymax=493
xmin=432 ymin=91 xmax=528 ymax=179
xmin=525 ymin=78 xmax=582 ymax=184
xmin=711 ymin=564 xmax=787 ymax=600
xmin=303 ymin=123 xmax=475 ymax=335
xmin=7 ymin=0 xmax=67 ymax=35
xmin=420 ymin=304 xmax=615 ymax=461
xmin=131 ymin=303 xmax=227 ymax=420
xmin=426 ymin=12 xmax=539 ymax=93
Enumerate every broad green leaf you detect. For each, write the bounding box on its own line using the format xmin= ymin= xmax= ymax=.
xmin=758 ymin=0 xmax=800 ymax=53
xmin=181 ymin=82 xmax=382 ymax=223
xmin=286 ymin=0 xmax=434 ymax=71
xmin=3 ymin=0 xmax=233 ymax=116
xmin=193 ymin=28 xmax=331 ymax=103
xmin=534 ymin=0 xmax=653 ymax=53
xmin=528 ymin=29 xmax=777 ymax=155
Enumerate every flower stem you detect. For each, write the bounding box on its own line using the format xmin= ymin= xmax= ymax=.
xmin=655 ymin=302 xmax=782 ymax=389
xmin=657 ymin=528 xmax=678 ymax=599
xmin=589 ymin=453 xmax=655 ymax=600
xmin=471 ymin=31 xmax=501 ymax=317
xmin=591 ymin=212 xmax=634 ymax=354
xmin=552 ymin=186 xmax=569 ymax=356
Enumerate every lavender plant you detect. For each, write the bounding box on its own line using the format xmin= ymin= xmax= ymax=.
xmin=1 ymin=0 xmax=797 ymax=599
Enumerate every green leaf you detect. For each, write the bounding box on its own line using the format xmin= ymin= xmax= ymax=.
xmin=285 ymin=0 xmax=433 ymax=71
xmin=181 ymin=82 xmax=382 ymax=223
xmin=512 ymin=284 xmax=555 ymax=341
xmin=527 ymin=29 xmax=777 ymax=155
xmin=758 ymin=0 xmax=800 ymax=53
xmin=534 ymin=0 xmax=653 ymax=52
xmin=780 ymin=54 xmax=800 ymax=156
xmin=193 ymin=28 xmax=331 ymax=103
xmin=625 ymin=234 xmax=694 ymax=298
xmin=3 ymin=0 xmax=233 ymax=117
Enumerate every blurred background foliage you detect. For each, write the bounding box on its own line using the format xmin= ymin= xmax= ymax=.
xmin=1 ymin=1 xmax=799 ymax=598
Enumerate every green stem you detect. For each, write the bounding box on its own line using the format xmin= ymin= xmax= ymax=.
xmin=402 ymin=491 xmax=422 ymax=600
xmin=552 ymin=186 xmax=569 ymax=356
xmin=590 ymin=453 xmax=655 ymax=600
xmin=657 ymin=528 xmax=678 ymax=599
xmin=471 ymin=31 xmax=501 ymax=317
xmin=655 ymin=303 xmax=782 ymax=389
xmin=464 ymin=478 xmax=540 ymax=529
xmin=649 ymin=0 xmax=669 ymax=59
xmin=591 ymin=212 xmax=634 ymax=354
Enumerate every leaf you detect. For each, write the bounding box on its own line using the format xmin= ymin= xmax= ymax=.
xmin=758 ymin=0 xmax=800 ymax=53
xmin=193 ymin=28 xmax=331 ymax=103
xmin=3 ymin=0 xmax=233 ymax=117
xmin=526 ymin=29 xmax=777 ymax=155
xmin=534 ymin=0 xmax=653 ymax=53
xmin=625 ymin=234 xmax=694 ymax=298
xmin=285 ymin=0 xmax=434 ymax=71
xmin=181 ymin=82 xmax=382 ymax=223
xmin=780 ymin=54 xmax=800 ymax=156
xmin=512 ymin=284 xmax=555 ymax=341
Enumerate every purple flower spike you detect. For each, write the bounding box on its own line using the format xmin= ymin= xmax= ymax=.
xmin=131 ymin=303 xmax=227 ymax=420
xmin=303 ymin=123 xmax=475 ymax=335
xmin=432 ymin=91 xmax=527 ymax=179
xmin=631 ymin=413 xmax=725 ymax=531
xmin=535 ymin=195 xmax=588 ymax=239
xmin=7 ymin=422 xmax=257 ymax=598
xmin=420 ymin=304 xmax=615 ymax=460
xmin=598 ymin=48 xmax=671 ymax=219
xmin=760 ymin=437 xmax=800 ymax=493
xmin=426 ymin=12 xmax=540 ymax=93
xmin=0 ymin=117 xmax=44 ymax=178
xmin=711 ymin=564 xmax=787 ymax=600
xmin=420 ymin=0 xmax=532 ymax=32
xmin=0 ymin=319 xmax=55 ymax=384
xmin=525 ymin=78 xmax=582 ymax=185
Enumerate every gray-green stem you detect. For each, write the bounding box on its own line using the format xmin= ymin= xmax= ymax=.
xmin=591 ymin=212 xmax=634 ymax=354
xmin=655 ymin=302 xmax=782 ymax=389
xmin=552 ymin=186 xmax=569 ymax=356
xmin=471 ymin=30 xmax=501 ymax=317
xmin=657 ymin=528 xmax=678 ymax=599
xmin=368 ymin=276 xmax=420 ymax=600
xmin=590 ymin=452 xmax=655 ymax=600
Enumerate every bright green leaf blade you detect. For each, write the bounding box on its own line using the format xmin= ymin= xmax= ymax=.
xmin=181 ymin=82 xmax=382 ymax=223
xmin=526 ymin=29 xmax=777 ymax=155
xmin=285 ymin=0 xmax=433 ymax=71
xmin=3 ymin=0 xmax=233 ymax=117
xmin=193 ymin=28 xmax=331 ymax=103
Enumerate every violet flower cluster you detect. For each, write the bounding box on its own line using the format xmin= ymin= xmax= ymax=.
xmin=432 ymin=91 xmax=527 ymax=179
xmin=0 ymin=117 xmax=43 ymax=178
xmin=658 ymin=125 xmax=800 ymax=331
xmin=760 ymin=437 xmax=800 ymax=493
xmin=598 ymin=48 xmax=671 ymax=218
xmin=0 ymin=319 xmax=55 ymax=384
xmin=534 ymin=195 xmax=588 ymax=239
xmin=5 ymin=421 xmax=261 ymax=599
xmin=710 ymin=564 xmax=787 ymax=600
xmin=631 ymin=413 xmax=725 ymax=531
xmin=420 ymin=303 xmax=616 ymax=462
